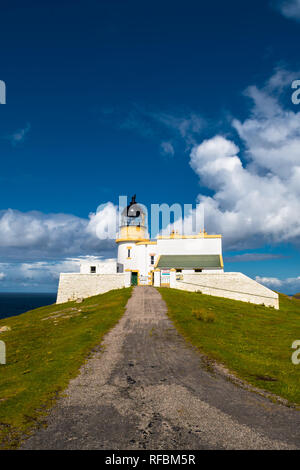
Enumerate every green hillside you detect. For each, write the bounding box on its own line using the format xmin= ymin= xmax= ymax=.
xmin=0 ymin=288 xmax=132 ymax=449
xmin=1 ymin=286 xmax=299 ymax=449
xmin=158 ymin=288 xmax=300 ymax=406
xmin=293 ymin=293 xmax=300 ymax=300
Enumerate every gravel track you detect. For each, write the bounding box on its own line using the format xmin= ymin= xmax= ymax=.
xmin=22 ymin=286 xmax=300 ymax=450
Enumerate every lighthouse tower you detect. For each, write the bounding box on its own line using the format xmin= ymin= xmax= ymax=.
xmin=116 ymin=195 xmax=149 ymax=285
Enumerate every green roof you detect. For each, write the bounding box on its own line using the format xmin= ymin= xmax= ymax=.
xmin=156 ymin=254 xmax=222 ymax=269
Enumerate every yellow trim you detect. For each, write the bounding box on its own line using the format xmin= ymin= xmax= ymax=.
xmin=116 ymin=238 xmax=151 ymax=243
xmin=148 ymin=270 xmax=153 ymax=286
xmin=170 ymin=268 xmax=176 ymax=272
xmin=154 ymin=255 xmax=161 ymax=269
xmin=149 ymin=254 xmax=155 ymax=267
xmin=136 ymin=240 xmax=157 ymax=245
xmin=125 ymin=269 xmax=140 ymax=285
xmin=117 ymin=232 xmax=221 ymax=243
xmin=127 ymin=246 xmax=132 ymax=259
xmin=220 ymin=254 xmax=224 ymax=269
xmin=156 ymin=233 xmax=222 ymax=239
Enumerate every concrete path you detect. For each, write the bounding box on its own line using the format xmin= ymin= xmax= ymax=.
xmin=22 ymin=287 xmax=299 ymax=450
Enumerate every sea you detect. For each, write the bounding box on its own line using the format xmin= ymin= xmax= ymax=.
xmin=0 ymin=293 xmax=57 ymax=320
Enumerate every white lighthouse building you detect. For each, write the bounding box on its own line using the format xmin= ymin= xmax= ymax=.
xmin=56 ymin=195 xmax=279 ymax=309
xmin=115 ymin=195 xmax=223 ymax=286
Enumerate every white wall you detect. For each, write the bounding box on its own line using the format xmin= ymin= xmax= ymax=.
xmin=117 ymin=241 xmax=138 ymax=273
xmin=136 ymin=244 xmax=158 ymax=284
xmin=56 ymin=272 xmax=131 ymax=304
xmin=156 ymin=237 xmax=222 ymax=255
xmin=169 ymin=272 xmax=279 ymax=309
xmin=80 ymin=260 xmax=117 ymax=274
xmin=117 ymin=241 xmax=158 ymax=284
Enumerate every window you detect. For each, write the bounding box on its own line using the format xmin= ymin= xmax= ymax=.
xmin=195 ymin=269 xmax=202 ymax=273
xmin=150 ymin=255 xmax=155 ymax=265
xmin=176 ymin=269 xmax=182 ymax=273
xmin=90 ymin=266 xmax=96 ymax=273
xmin=127 ymin=249 xmax=131 ymax=258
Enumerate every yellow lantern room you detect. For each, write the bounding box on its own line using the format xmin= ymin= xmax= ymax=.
xmin=116 ymin=195 xmax=149 ymax=242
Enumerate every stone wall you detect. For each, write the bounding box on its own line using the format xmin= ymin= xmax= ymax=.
xmin=56 ymin=272 xmax=131 ymax=304
xmin=171 ymin=272 xmax=279 ymax=309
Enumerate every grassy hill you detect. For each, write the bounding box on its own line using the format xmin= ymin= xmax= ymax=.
xmin=293 ymin=293 xmax=300 ymax=300
xmin=0 ymin=287 xmax=132 ymax=449
xmin=1 ymin=286 xmax=299 ymax=448
xmin=158 ymin=288 xmax=300 ymax=407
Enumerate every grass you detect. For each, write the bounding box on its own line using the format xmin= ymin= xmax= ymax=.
xmin=158 ymin=288 xmax=300 ymax=406
xmin=0 ymin=287 xmax=132 ymax=449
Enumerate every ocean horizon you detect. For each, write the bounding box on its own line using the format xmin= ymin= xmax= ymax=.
xmin=0 ymin=292 xmax=57 ymax=320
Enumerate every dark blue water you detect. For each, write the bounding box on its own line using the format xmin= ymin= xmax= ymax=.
xmin=0 ymin=293 xmax=57 ymax=320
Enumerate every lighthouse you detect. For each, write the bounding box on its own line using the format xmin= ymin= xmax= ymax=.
xmin=115 ymin=194 xmax=224 ymax=286
xmin=56 ymin=194 xmax=278 ymax=308
xmin=116 ymin=195 xmax=150 ymax=285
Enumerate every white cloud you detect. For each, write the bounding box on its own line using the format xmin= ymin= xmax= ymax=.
xmin=105 ymin=106 xmax=205 ymax=155
xmin=275 ymin=0 xmax=300 ymax=20
xmin=87 ymin=202 xmax=119 ymax=240
xmin=160 ymin=141 xmax=175 ymax=157
xmin=174 ymin=69 xmax=300 ymax=250
xmin=0 ymin=204 xmax=118 ymax=261
xmin=0 ymin=255 xmax=121 ymax=291
xmin=154 ymin=112 xmax=204 ymax=140
xmin=0 ymin=259 xmax=80 ymax=291
xmin=255 ymin=276 xmax=284 ymax=287
xmin=18 ymin=259 xmax=80 ymax=281
xmin=224 ymin=253 xmax=284 ymax=262
xmin=256 ymin=275 xmax=300 ymax=293
xmin=6 ymin=122 xmax=31 ymax=146
xmin=232 ymin=73 xmax=300 ymax=179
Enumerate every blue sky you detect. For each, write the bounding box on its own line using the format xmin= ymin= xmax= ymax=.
xmin=1 ymin=0 xmax=300 ymax=293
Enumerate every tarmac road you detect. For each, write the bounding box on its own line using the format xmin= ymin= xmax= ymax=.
xmin=22 ymin=286 xmax=300 ymax=450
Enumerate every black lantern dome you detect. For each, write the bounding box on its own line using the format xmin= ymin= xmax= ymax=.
xmin=121 ymin=195 xmax=147 ymax=228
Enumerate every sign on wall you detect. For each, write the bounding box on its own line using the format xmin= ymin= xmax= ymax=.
xmin=161 ymin=270 xmax=170 ymax=284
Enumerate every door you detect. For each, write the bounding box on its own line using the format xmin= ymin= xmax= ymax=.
xmin=131 ymin=271 xmax=138 ymax=286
